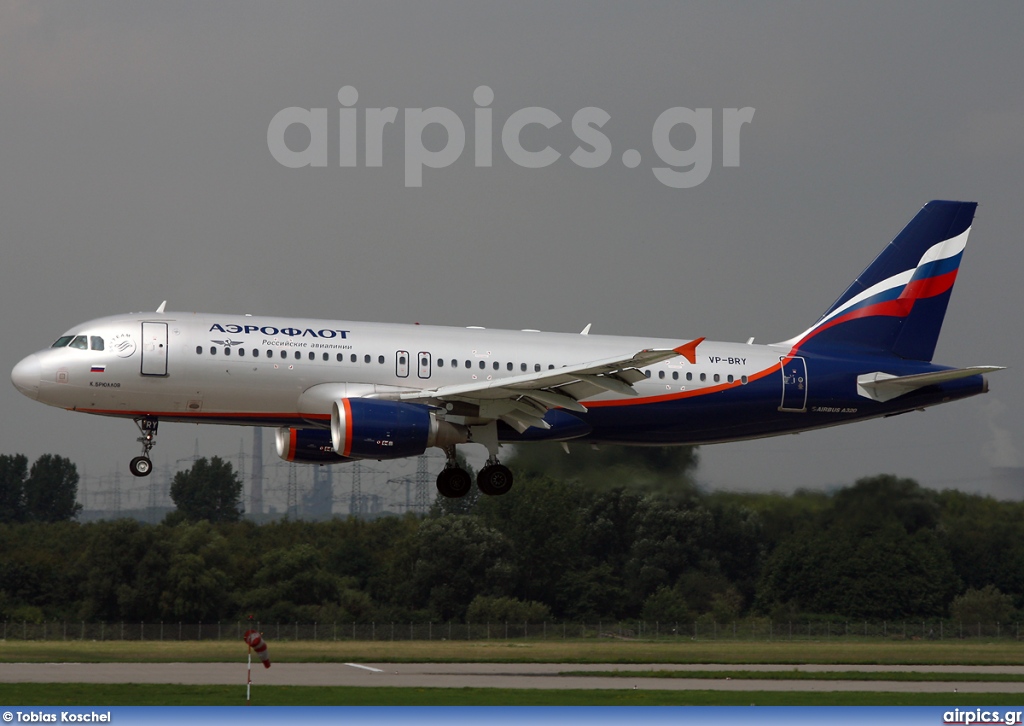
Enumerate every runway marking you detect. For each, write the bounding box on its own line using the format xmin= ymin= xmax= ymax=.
xmin=344 ymin=663 xmax=384 ymax=672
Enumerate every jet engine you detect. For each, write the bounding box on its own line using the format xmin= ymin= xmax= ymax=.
xmin=275 ymin=427 xmax=349 ymax=463
xmin=331 ymin=398 xmax=467 ymax=460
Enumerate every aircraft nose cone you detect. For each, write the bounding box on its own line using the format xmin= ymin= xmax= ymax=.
xmin=11 ymin=353 xmax=41 ymax=400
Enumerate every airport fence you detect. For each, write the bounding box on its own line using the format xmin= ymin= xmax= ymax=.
xmin=2 ymin=619 xmax=1021 ymax=642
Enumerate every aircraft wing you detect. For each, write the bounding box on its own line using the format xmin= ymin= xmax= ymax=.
xmin=398 ymin=338 xmax=703 ymax=433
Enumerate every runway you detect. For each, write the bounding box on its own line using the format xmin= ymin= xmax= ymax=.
xmin=2 ymin=662 xmax=1023 ymax=693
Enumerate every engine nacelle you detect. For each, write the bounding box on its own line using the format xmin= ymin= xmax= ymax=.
xmin=331 ymin=398 xmax=467 ymax=460
xmin=275 ymin=427 xmax=351 ymax=464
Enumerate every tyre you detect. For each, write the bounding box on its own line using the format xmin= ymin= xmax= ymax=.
xmin=477 ymin=464 xmax=513 ymax=496
xmin=436 ymin=467 xmax=472 ymax=498
xmin=129 ymin=456 xmax=152 ymax=477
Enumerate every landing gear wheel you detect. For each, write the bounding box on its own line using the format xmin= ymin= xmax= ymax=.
xmin=130 ymin=417 xmax=159 ymax=478
xmin=477 ymin=464 xmax=514 ymax=496
xmin=129 ymin=456 xmax=153 ymax=478
xmin=436 ymin=467 xmax=472 ymax=498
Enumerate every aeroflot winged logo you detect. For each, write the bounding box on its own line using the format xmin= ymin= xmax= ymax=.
xmin=209 ymin=323 xmax=350 ymax=339
xmin=110 ymin=333 xmax=136 ymax=358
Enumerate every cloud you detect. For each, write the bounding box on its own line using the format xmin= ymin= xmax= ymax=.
xmin=980 ymin=398 xmax=1020 ymax=468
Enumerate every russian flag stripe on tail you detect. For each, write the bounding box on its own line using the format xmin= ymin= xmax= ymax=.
xmin=786 ymin=200 xmax=976 ymax=362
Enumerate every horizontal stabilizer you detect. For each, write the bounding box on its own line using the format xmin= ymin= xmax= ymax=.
xmin=857 ymin=366 xmax=1004 ymax=403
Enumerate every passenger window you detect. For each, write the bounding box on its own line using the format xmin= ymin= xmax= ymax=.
xmin=281 ymin=350 xmax=287 ymax=359
xmin=399 ymin=355 xmax=406 ymax=365
xmin=465 ymin=360 xmax=471 ymax=369
xmin=336 ymin=353 xmax=342 ymax=362
xmin=672 ymin=371 xmax=678 ymax=380
xmin=378 ymin=355 xmax=385 ymax=364
xmin=534 ymin=364 xmax=540 ymax=372
xmin=507 ymin=362 xmax=513 ymax=371
xmin=266 ymin=350 xmax=273 ymax=358
xmin=210 ymin=347 xmax=217 ymax=355
xmin=521 ymin=363 xmax=527 ymax=372
xmin=727 ymin=374 xmax=734 ymax=383
xmin=479 ymin=361 xmax=485 ymax=370
xmin=714 ymin=373 xmax=720 ymax=383
xmin=69 ymin=336 xmax=88 ymax=350
xmin=437 ymin=358 xmax=444 ymax=368
xmin=548 ymin=365 xmax=554 ymax=370
xmin=658 ymin=370 xmax=665 ymax=379
xmin=350 ymin=354 xmax=356 ymax=363
xmin=700 ymin=373 xmax=706 ymax=382
xmin=90 ymin=336 xmax=104 ymax=351
xmin=196 ymin=346 xmax=202 ymax=355
xmin=364 ymin=355 xmax=371 ymax=364
xmin=252 ymin=349 xmax=259 ymax=357
xmin=295 ymin=351 xmax=301 ymax=360
xmin=52 ymin=336 xmax=74 ymax=348
xmin=224 ymin=347 xmax=231 ymax=356
xmin=644 ymin=370 xmax=651 ymax=378
xmin=309 ymin=352 xmax=315 ymax=361
xmin=686 ymin=372 xmax=693 ymax=381
xmin=741 ymin=375 xmax=748 ymax=384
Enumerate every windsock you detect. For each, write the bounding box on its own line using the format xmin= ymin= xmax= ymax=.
xmin=244 ymin=629 xmax=271 ymax=668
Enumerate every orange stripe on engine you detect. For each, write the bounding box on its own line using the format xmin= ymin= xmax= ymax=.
xmin=288 ymin=428 xmax=297 ymax=462
xmin=342 ymin=398 xmax=354 ymax=457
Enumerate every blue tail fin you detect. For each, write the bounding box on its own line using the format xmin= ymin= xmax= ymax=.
xmin=787 ymin=200 xmax=977 ymax=361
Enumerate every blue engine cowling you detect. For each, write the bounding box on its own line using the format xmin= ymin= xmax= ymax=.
xmin=275 ymin=427 xmax=352 ymax=464
xmin=331 ymin=398 xmax=465 ymax=460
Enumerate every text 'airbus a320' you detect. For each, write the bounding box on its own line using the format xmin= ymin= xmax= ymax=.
xmin=11 ymin=201 xmax=1000 ymax=498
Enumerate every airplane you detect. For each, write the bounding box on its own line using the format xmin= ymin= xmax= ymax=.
xmin=11 ymin=200 xmax=1001 ymax=498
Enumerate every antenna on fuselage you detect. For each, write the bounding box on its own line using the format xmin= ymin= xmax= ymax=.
xmin=156 ymin=301 xmax=167 ymax=313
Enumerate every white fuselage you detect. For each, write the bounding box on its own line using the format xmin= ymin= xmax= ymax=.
xmin=14 ymin=312 xmax=777 ymax=430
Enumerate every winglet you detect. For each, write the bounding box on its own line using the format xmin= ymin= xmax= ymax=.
xmin=674 ymin=337 xmax=705 ymax=364
xmin=156 ymin=301 xmax=167 ymax=313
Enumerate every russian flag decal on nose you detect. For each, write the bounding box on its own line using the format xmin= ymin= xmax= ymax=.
xmin=90 ymin=365 xmax=106 ymax=373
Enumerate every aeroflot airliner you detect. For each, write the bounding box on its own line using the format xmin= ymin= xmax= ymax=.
xmin=11 ymin=201 xmax=1001 ymax=498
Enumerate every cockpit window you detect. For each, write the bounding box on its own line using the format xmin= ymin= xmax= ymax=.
xmin=69 ymin=335 xmax=89 ymax=350
xmin=90 ymin=336 xmax=104 ymax=351
xmin=52 ymin=336 xmax=74 ymax=348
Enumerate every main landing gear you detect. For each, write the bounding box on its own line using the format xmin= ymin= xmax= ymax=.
xmin=436 ymin=463 xmax=473 ymax=498
xmin=477 ymin=459 xmax=513 ymax=496
xmin=129 ymin=417 xmax=158 ymax=477
xmin=435 ymin=443 xmax=515 ymax=498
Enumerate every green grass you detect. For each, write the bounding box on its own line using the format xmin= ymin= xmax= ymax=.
xmin=565 ymin=669 xmax=1024 ymax=682
xmin=3 ymin=639 xmax=1024 ymax=665
xmin=2 ymin=683 xmax=1023 ymax=706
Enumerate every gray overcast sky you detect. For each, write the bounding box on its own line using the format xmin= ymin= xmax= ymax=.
xmin=2 ymin=1 xmax=1022 ymax=502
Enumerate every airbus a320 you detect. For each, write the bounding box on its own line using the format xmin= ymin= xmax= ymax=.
xmin=11 ymin=201 xmax=1000 ymax=498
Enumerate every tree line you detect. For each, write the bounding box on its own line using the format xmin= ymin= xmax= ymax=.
xmin=0 ymin=446 xmax=1021 ymax=626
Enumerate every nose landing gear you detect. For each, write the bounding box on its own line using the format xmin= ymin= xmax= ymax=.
xmin=129 ymin=417 xmax=158 ymax=477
